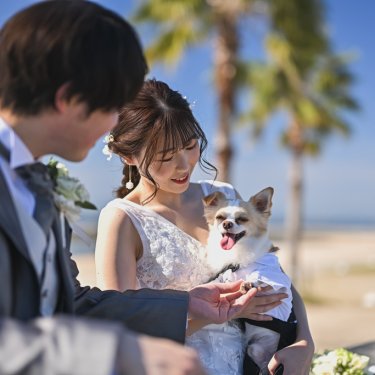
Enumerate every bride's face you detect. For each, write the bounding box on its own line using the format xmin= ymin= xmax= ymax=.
xmin=141 ymin=137 xmax=200 ymax=195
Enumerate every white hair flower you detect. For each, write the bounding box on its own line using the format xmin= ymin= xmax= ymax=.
xmin=102 ymin=134 xmax=114 ymax=161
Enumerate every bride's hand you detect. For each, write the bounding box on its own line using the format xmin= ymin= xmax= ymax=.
xmin=267 ymin=285 xmax=315 ymax=375
xmin=233 ymin=286 xmax=287 ymax=320
xmin=268 ymin=338 xmax=314 ymax=375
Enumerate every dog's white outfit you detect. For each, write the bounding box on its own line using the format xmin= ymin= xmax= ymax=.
xmin=216 ymin=253 xmax=293 ymax=321
xmin=102 ymin=180 xmax=245 ymax=375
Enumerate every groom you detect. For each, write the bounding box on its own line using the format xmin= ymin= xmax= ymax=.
xmin=0 ymin=1 xmax=269 ymax=374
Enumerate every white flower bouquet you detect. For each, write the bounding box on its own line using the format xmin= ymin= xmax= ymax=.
xmin=310 ymin=348 xmax=370 ymax=375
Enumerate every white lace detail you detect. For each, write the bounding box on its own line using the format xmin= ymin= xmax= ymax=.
xmin=186 ymin=323 xmax=245 ymax=375
xmin=101 ymin=180 xmax=245 ymax=374
xmin=103 ymin=198 xmax=209 ymax=290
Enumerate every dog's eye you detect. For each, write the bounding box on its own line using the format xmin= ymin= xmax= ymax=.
xmin=236 ymin=217 xmax=249 ymax=224
xmin=215 ymin=215 xmax=225 ymax=222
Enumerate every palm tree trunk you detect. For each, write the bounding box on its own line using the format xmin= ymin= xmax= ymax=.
xmin=286 ymin=151 xmax=303 ymax=287
xmin=213 ymin=13 xmax=238 ymax=182
xmin=285 ymin=120 xmax=304 ymax=287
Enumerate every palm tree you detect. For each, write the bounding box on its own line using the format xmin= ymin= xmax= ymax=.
xmin=132 ymin=0 xmax=256 ymax=181
xmin=240 ymin=33 xmax=358 ymax=285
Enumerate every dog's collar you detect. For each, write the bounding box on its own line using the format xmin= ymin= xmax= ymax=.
xmin=226 ymin=263 xmax=240 ymax=272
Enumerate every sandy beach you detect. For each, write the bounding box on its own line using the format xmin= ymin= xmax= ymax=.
xmin=275 ymin=230 xmax=375 ymax=352
xmin=73 ymin=229 xmax=375 ymax=353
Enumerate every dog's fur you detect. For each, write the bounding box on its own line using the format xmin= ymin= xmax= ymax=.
xmin=203 ymin=187 xmax=294 ymax=374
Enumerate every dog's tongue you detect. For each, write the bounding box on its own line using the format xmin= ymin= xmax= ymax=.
xmin=220 ymin=233 xmax=235 ymax=250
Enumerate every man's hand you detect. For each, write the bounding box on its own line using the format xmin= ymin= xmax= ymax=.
xmin=117 ymin=331 xmax=206 ymax=375
xmin=188 ymin=280 xmax=259 ymax=324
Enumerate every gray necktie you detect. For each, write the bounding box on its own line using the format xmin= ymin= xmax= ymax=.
xmin=0 ymin=141 xmax=55 ymax=235
xmin=16 ymin=162 xmax=56 ymax=236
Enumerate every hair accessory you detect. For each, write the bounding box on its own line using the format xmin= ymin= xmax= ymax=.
xmin=182 ymin=94 xmax=196 ymax=110
xmin=102 ymin=134 xmax=114 ymax=161
xmin=125 ymin=165 xmax=134 ymax=190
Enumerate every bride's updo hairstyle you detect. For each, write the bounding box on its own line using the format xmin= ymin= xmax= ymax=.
xmin=108 ymin=79 xmax=216 ymax=203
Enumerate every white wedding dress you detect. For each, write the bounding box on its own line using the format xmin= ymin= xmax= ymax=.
xmin=102 ymin=180 xmax=245 ymax=375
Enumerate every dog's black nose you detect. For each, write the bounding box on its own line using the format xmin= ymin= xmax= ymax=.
xmin=223 ymin=220 xmax=233 ymax=230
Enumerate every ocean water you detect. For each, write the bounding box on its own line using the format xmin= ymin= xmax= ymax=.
xmin=269 ymin=216 xmax=375 ymax=236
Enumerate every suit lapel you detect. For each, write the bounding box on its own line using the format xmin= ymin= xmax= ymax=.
xmin=0 ymin=159 xmax=76 ymax=314
xmin=52 ymin=211 xmax=74 ymax=312
xmin=0 ymin=168 xmax=31 ymax=262
xmin=0 ymin=163 xmax=75 ymax=313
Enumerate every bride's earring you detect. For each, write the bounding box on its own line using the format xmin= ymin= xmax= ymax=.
xmin=126 ymin=165 xmax=134 ymax=190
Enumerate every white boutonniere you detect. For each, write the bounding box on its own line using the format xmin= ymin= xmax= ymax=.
xmin=47 ymin=158 xmax=96 ymax=246
xmin=310 ymin=348 xmax=370 ymax=375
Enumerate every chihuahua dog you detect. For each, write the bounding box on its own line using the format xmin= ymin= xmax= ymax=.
xmin=203 ymin=187 xmax=296 ymax=374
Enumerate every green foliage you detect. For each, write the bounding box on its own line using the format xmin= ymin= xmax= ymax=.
xmin=240 ymin=0 xmax=358 ymax=156
xmin=270 ymin=0 xmax=327 ymax=71
xmin=75 ymin=201 xmax=97 ymax=210
xmin=132 ymin=0 xmax=255 ymax=68
xmin=133 ymin=0 xmax=210 ymax=66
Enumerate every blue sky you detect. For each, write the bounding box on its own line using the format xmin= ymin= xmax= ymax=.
xmin=1 ymin=0 xmax=374 ymax=228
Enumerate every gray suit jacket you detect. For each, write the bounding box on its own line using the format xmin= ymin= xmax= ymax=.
xmin=0 ymin=168 xmax=189 ymax=375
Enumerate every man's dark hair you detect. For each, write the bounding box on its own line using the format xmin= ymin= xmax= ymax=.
xmin=0 ymin=0 xmax=148 ymax=115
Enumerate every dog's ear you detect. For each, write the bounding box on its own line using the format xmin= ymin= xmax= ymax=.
xmin=203 ymin=191 xmax=226 ymax=207
xmin=249 ymin=187 xmax=274 ymax=214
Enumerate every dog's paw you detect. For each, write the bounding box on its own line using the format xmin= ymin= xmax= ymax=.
xmin=240 ymin=281 xmax=255 ymax=294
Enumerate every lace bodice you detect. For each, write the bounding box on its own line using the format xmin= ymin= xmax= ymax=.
xmin=101 ymin=180 xmax=237 ymax=290
xmin=101 ymin=180 xmax=244 ymax=375
xmin=102 ymin=195 xmax=209 ymax=290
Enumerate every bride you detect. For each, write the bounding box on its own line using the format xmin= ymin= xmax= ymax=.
xmin=95 ymin=79 xmax=314 ymax=374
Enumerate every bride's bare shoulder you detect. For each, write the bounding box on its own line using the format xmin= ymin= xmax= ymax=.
xmin=98 ymin=203 xmax=136 ymax=235
xmin=97 ymin=202 xmax=143 ymax=259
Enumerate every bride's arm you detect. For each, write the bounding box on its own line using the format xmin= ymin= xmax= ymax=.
xmin=95 ymin=206 xmax=141 ymax=291
xmin=267 ymin=284 xmax=314 ymax=375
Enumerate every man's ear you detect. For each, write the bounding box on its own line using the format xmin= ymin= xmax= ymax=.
xmin=55 ymin=83 xmax=72 ymax=113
